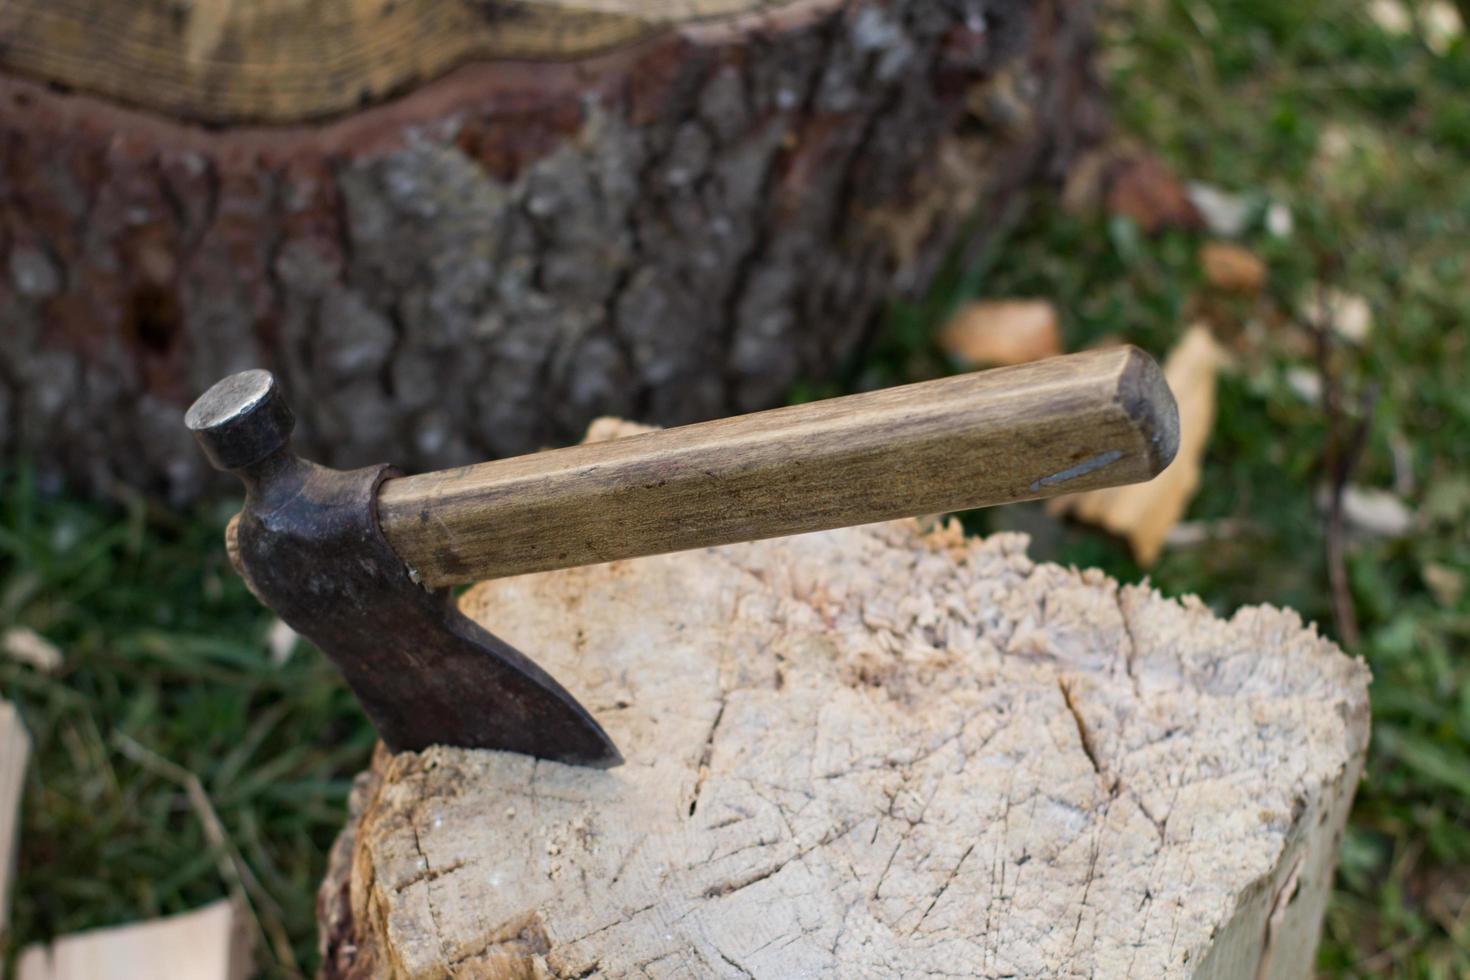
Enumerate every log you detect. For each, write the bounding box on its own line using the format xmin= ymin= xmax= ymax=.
xmin=317 ymin=427 xmax=1370 ymax=979
xmin=0 ymin=0 xmax=1102 ymax=502
xmin=16 ymin=900 xmax=252 ymax=980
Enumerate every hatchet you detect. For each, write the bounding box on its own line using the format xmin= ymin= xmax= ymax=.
xmin=186 ymin=346 xmax=1178 ymax=768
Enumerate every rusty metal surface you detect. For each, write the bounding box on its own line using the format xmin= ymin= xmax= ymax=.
xmin=239 ymin=458 xmax=620 ymax=763
xmin=187 ymin=371 xmax=620 ymax=765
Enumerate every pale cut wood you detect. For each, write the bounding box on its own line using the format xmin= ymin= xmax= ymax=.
xmin=0 ymin=0 xmax=832 ymax=123
xmin=1 ymin=700 xmax=30 ymax=940
xmin=16 ymin=900 xmax=251 ymax=980
xmin=1052 ymin=326 xmax=1223 ymax=564
xmin=319 ymin=418 xmax=1370 ymax=979
xmin=1052 ymin=326 xmax=1226 ymax=566
xmin=938 ymin=299 xmax=1064 ymax=367
xmin=1200 ymin=243 xmax=1268 ymax=295
xmin=378 ymin=347 xmax=1180 ymax=588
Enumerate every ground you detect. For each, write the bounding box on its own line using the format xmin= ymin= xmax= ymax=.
xmin=2 ymin=0 xmax=1467 ymax=976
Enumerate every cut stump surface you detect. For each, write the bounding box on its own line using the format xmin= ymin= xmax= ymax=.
xmin=320 ymin=427 xmax=1370 ymax=980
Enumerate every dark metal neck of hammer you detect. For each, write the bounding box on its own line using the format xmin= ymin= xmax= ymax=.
xmin=236 ymin=450 xmax=314 ymax=512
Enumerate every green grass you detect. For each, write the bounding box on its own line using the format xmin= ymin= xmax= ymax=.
xmin=0 ymin=477 xmax=376 ymax=974
xmin=3 ymin=0 xmax=1469 ymax=975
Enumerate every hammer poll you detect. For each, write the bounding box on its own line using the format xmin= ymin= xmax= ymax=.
xmin=186 ymin=346 xmax=1178 ymax=767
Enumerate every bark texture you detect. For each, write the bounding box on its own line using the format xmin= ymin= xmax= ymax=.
xmin=316 ymin=423 xmax=1371 ymax=980
xmin=0 ymin=0 xmax=1100 ymax=501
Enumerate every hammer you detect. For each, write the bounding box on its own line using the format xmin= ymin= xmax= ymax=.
xmin=186 ymin=346 xmax=1178 ymax=767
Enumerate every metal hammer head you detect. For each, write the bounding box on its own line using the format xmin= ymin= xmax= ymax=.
xmin=186 ymin=370 xmax=621 ymax=767
xmin=185 ymin=369 xmax=293 ymax=472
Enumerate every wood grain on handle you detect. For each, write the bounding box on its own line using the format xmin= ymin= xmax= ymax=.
xmin=377 ymin=346 xmax=1179 ymax=587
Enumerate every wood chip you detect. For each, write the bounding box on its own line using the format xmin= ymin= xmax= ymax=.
xmin=1105 ymin=153 xmax=1203 ymax=234
xmin=17 ymin=901 xmax=251 ymax=980
xmin=1200 ymin=241 xmax=1267 ymax=294
xmin=1369 ymin=0 xmax=1412 ymax=34
xmin=3 ymin=627 xmax=62 ymax=674
xmin=1050 ymin=325 xmax=1225 ymax=565
xmin=1 ymin=701 xmax=29 ymax=942
xmin=1423 ymin=563 xmax=1465 ymax=606
xmin=1164 ymin=517 xmax=1259 ymax=547
xmin=1425 ymin=1 xmax=1464 ymax=53
xmin=265 ymin=619 xmax=298 ymax=667
xmin=1061 ymin=146 xmax=1115 ymax=215
xmin=1266 ymin=200 xmax=1294 ymax=238
xmin=1339 ymin=486 xmax=1414 ymax=537
xmin=937 ymin=299 xmax=1062 ymax=367
xmin=1285 ymin=367 xmax=1323 ymax=404
xmin=1186 ymin=182 xmax=1252 ymax=237
xmin=581 ymin=417 xmax=658 ymax=444
xmin=1303 ymin=288 xmax=1373 ymax=344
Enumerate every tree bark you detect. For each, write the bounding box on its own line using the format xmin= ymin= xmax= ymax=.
xmin=315 ymin=424 xmax=1370 ymax=980
xmin=0 ymin=0 xmax=1101 ymax=502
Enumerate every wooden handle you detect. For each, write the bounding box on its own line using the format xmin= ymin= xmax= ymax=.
xmin=377 ymin=346 xmax=1179 ymax=587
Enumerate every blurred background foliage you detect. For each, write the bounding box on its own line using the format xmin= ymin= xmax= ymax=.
xmin=3 ymin=0 xmax=1468 ymax=975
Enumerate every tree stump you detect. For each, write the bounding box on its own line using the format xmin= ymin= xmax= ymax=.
xmin=316 ymin=426 xmax=1370 ymax=980
xmin=0 ymin=0 xmax=1100 ymax=501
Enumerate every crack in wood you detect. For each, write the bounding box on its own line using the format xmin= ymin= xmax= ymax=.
xmin=911 ymin=840 xmax=977 ymax=936
xmin=688 ymin=692 xmax=729 ymax=818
